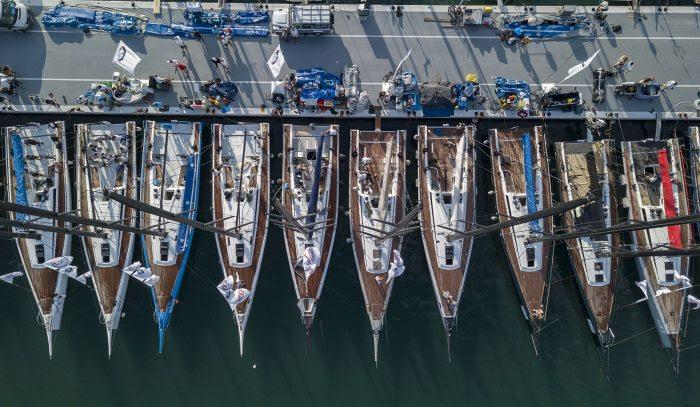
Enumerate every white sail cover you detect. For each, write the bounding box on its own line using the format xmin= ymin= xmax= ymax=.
xmin=0 ymin=271 xmax=23 ymax=284
xmin=217 ymin=275 xmax=251 ymax=310
xmin=388 ymin=250 xmax=405 ymax=279
xmin=688 ymin=295 xmax=700 ymax=310
xmin=634 ymin=280 xmax=648 ymax=303
xmin=673 ymin=271 xmax=692 ymax=289
xmin=122 ymin=262 xmax=159 ymax=287
xmin=302 ymin=246 xmax=321 ymax=281
xmin=42 ymin=256 xmax=74 ymax=270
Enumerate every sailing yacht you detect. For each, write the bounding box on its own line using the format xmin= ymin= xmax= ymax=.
xmin=488 ymin=126 xmax=553 ymax=354
xmin=620 ymin=138 xmax=692 ymax=372
xmin=349 ymin=129 xmax=411 ymax=364
xmin=555 ymin=137 xmax=619 ymax=368
xmin=3 ymin=121 xmax=72 ymax=357
xmin=211 ymin=123 xmax=270 ymax=356
xmin=140 ymin=120 xmax=202 ymax=352
xmin=279 ymin=124 xmax=339 ymax=331
xmin=417 ymin=124 xmax=476 ymax=359
xmin=75 ymin=122 xmax=137 ymax=357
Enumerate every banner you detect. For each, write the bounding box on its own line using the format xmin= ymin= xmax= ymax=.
xmin=267 ymin=45 xmax=285 ymax=78
xmin=113 ymin=41 xmax=141 ymax=75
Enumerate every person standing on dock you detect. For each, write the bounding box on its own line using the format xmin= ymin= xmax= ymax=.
xmin=220 ymin=32 xmax=233 ymax=49
xmin=210 ymin=57 xmax=230 ymax=74
xmin=167 ymin=59 xmax=188 ymax=73
xmin=174 ymin=36 xmax=186 ymax=51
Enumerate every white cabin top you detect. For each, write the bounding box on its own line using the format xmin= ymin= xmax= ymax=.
xmin=7 ymin=122 xmax=66 ymax=268
xmin=423 ymin=126 xmax=471 ymax=270
xmin=78 ymin=122 xmax=133 ymax=268
xmin=144 ymin=121 xmax=200 ymax=267
xmin=354 ymin=130 xmax=401 ymax=274
xmin=216 ymin=123 xmax=264 ymax=268
xmin=286 ymin=124 xmax=335 ymax=259
xmin=625 ymin=140 xmax=685 ymax=287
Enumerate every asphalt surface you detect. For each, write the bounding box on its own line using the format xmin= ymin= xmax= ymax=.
xmin=1 ymin=2 xmax=699 ymax=119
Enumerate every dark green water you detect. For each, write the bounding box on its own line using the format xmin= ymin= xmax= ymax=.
xmin=0 ymin=116 xmax=698 ymax=406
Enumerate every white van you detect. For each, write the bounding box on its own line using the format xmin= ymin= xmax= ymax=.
xmin=0 ymin=0 xmax=31 ymax=31
xmin=272 ymin=5 xmax=333 ymax=36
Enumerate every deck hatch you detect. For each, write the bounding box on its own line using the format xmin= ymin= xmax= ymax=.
xmin=160 ymin=240 xmax=169 ymax=261
xmin=35 ymin=244 xmax=45 ymax=265
xmin=101 ymin=242 xmax=110 ymax=263
xmin=235 ymin=243 xmax=245 ymax=263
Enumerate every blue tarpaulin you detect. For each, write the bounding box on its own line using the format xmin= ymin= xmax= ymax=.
xmin=42 ymin=4 xmax=142 ymax=35
xmin=43 ymin=4 xmax=269 ymax=38
xmin=521 ymin=133 xmax=540 ymax=233
xmin=294 ymin=68 xmax=342 ymax=104
xmin=11 ymin=132 xmax=29 ymax=221
xmin=495 ymin=77 xmax=531 ymax=99
xmin=176 ymin=155 xmax=196 ymax=254
xmin=505 ymin=20 xmax=587 ymax=39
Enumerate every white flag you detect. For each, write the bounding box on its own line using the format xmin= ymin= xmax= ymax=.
xmin=266 ymin=45 xmax=285 ymax=79
xmin=384 ymin=250 xmax=406 ymax=285
xmin=113 ymin=41 xmax=141 ymax=75
xmin=688 ymin=295 xmax=700 ymax=310
xmin=634 ymin=280 xmax=648 ymax=303
xmin=302 ymin=246 xmax=321 ymax=282
xmin=0 ymin=271 xmax=23 ymax=284
xmin=217 ymin=275 xmax=250 ymax=310
xmin=122 ymin=262 xmax=157 ymax=286
xmin=42 ymin=256 xmax=74 ymax=270
xmin=561 ymin=50 xmax=601 ymax=84
xmin=75 ymin=271 xmax=92 ymax=285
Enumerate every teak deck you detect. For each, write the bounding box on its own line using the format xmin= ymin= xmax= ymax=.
xmin=349 ymin=130 xmax=406 ymax=326
xmin=76 ymin=122 xmax=137 ymax=319
xmin=489 ymin=126 xmax=552 ymax=326
xmin=555 ymin=140 xmax=619 ymax=340
xmin=212 ymin=123 xmax=270 ymax=334
xmin=4 ymin=122 xmax=71 ymax=321
xmin=417 ymin=125 xmax=476 ymax=326
xmin=622 ymin=139 xmax=692 ymax=350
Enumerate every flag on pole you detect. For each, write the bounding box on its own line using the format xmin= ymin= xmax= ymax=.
xmin=561 ymin=50 xmax=601 ymax=83
xmin=673 ymin=271 xmax=692 ymax=289
xmin=122 ymin=262 xmax=158 ymax=287
xmin=266 ymin=45 xmax=285 ymax=79
xmin=76 ymin=271 xmax=93 ymax=285
xmin=655 ymin=287 xmax=672 ymax=297
xmin=301 ymin=246 xmax=321 ymax=282
xmin=217 ymin=275 xmax=251 ymax=310
xmin=113 ymin=41 xmax=141 ymax=75
xmin=0 ymin=271 xmax=23 ymax=284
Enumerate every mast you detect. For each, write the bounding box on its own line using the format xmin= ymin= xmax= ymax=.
xmin=0 ymin=217 xmax=106 ymax=239
xmin=157 ymin=128 xmax=170 ymax=228
xmin=445 ymin=194 xmax=594 ymax=242
xmin=233 ymin=130 xmax=249 ymax=235
xmin=530 ymin=212 xmax=700 ymax=243
xmin=81 ymin=128 xmax=100 ymax=224
xmin=0 ymin=201 xmax=164 ymax=237
xmin=306 ymin=130 xmax=326 ymax=235
xmin=103 ymin=190 xmax=241 ymax=238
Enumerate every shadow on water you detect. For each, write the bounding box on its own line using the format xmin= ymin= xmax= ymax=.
xmin=1 ymin=113 xmax=700 ymax=405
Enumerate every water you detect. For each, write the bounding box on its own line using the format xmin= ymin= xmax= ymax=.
xmin=0 ymin=117 xmax=698 ymax=406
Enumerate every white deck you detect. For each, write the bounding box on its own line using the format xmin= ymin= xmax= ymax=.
xmin=214 ymin=124 xmax=265 ymax=269
xmin=354 ymin=132 xmax=401 ymax=275
xmin=423 ymin=129 xmax=470 ymax=270
xmin=286 ymin=125 xmax=334 ymax=279
xmin=143 ymin=121 xmax=199 ymax=267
